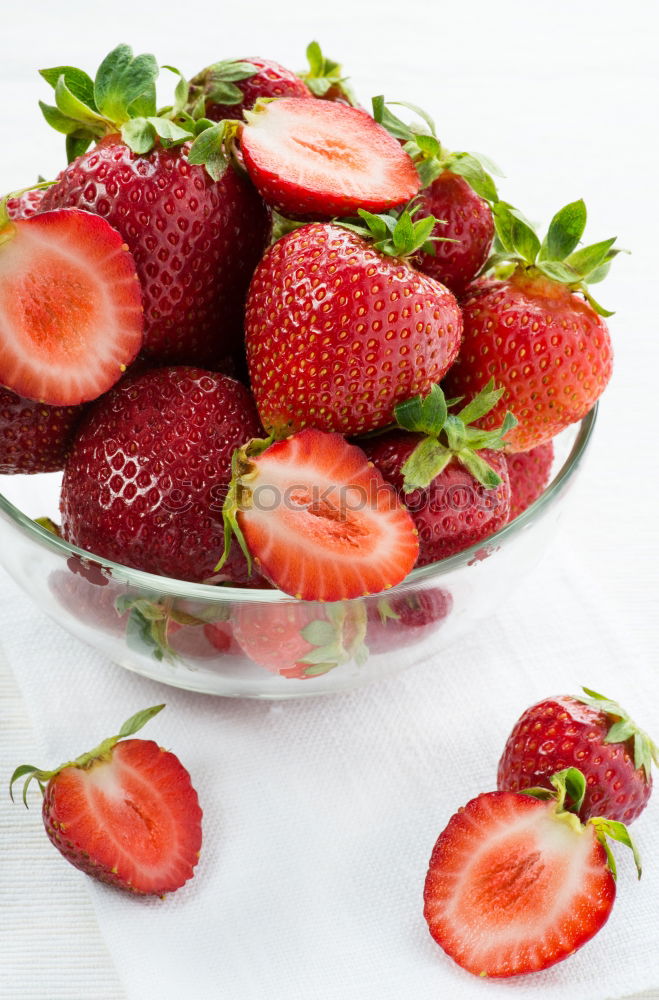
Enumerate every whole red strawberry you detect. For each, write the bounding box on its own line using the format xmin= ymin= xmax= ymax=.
xmin=11 ymin=705 xmax=202 ymax=895
xmin=415 ymin=171 xmax=494 ymax=296
xmin=245 ymin=212 xmax=462 ymax=436
xmin=187 ymin=56 xmax=312 ymax=121
xmin=61 ymin=367 xmax=263 ymax=584
xmin=366 ymin=588 xmax=453 ymax=654
xmin=38 ymin=46 xmax=270 ymax=367
xmin=444 ymin=200 xmax=619 ymax=451
xmin=506 ymin=441 xmax=554 ymax=520
xmin=0 ymin=388 xmax=84 ymax=474
xmin=364 ymin=382 xmax=515 ymax=564
xmin=498 ymin=688 xmax=658 ymax=823
xmin=424 ymin=769 xmax=641 ymax=978
xmin=233 ymin=602 xmax=367 ymax=679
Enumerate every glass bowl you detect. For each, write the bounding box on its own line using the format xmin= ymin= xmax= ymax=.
xmin=0 ymin=409 xmax=596 ymax=698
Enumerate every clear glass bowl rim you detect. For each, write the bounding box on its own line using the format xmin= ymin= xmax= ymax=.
xmin=0 ymin=406 xmax=597 ymax=605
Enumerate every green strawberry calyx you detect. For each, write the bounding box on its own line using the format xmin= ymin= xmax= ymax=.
xmin=9 ymin=705 xmax=165 ymax=807
xmin=393 ymin=380 xmax=517 ymax=492
xmin=521 ymin=767 xmax=642 ymax=880
xmin=372 ymin=95 xmax=501 ymax=200
xmin=578 ymin=686 xmax=659 ymax=782
xmin=216 ymin=436 xmax=274 ymax=576
xmin=485 ymin=200 xmax=627 ymax=317
xmin=338 ymin=205 xmax=449 ymax=259
xmin=299 ymin=41 xmax=359 ymax=106
xmin=38 ymin=44 xmax=206 ymax=162
xmin=185 ymin=59 xmax=260 ymax=119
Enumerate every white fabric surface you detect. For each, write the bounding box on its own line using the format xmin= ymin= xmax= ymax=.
xmin=2 ymin=539 xmax=658 ymax=1000
xmin=1 ymin=0 xmax=659 ymax=997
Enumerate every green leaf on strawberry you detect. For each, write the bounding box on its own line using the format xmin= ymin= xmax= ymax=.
xmin=372 ymin=96 xmax=500 ymax=201
xmin=300 ymin=41 xmax=359 ymax=106
xmin=488 ymin=200 xmax=627 ymax=316
xmin=39 ymin=44 xmax=200 ymax=159
xmin=393 ymin=380 xmax=516 ymax=491
xmin=579 ymin=687 xmax=659 ymax=781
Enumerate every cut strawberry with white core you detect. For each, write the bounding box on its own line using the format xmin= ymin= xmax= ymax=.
xmin=240 ymin=98 xmax=421 ymax=218
xmin=423 ymin=784 xmax=637 ymax=978
xmin=0 ymin=210 xmax=143 ymax=405
xmin=220 ymin=429 xmax=419 ymax=600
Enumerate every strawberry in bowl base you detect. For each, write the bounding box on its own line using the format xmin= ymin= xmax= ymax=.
xmin=0 ymin=411 xmax=595 ymax=697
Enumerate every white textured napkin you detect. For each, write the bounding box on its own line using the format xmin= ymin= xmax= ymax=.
xmin=2 ymin=533 xmax=657 ymax=1000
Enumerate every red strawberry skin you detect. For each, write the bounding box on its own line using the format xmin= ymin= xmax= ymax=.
xmin=42 ymin=738 xmax=202 ymax=895
xmin=424 ymin=790 xmax=615 ymax=977
xmin=240 ymin=99 xmax=420 ymax=219
xmin=498 ymin=695 xmax=652 ymax=823
xmin=41 ymin=137 xmax=270 ymax=366
xmin=61 ymin=367 xmax=264 ymax=584
xmin=507 ymin=441 xmax=554 ymax=520
xmin=200 ymin=56 xmax=312 ymax=121
xmin=5 ymin=187 xmax=47 ymax=220
xmin=365 ymin=432 xmax=510 ymax=564
xmin=415 ymin=171 xmax=494 ymax=297
xmin=0 ymin=388 xmax=84 ymax=473
xmin=444 ymin=273 xmax=613 ymax=452
xmin=366 ymin=588 xmax=453 ymax=654
xmin=246 ymin=224 xmax=462 ymax=436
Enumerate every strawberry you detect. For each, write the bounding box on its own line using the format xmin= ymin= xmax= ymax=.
xmin=5 ymin=185 xmax=47 ymax=220
xmin=372 ymin=100 xmax=499 ymax=296
xmin=244 ymin=211 xmax=462 ymax=437
xmin=61 ymin=366 xmax=264 ymax=584
xmin=191 ymin=97 xmax=420 ymax=220
xmin=424 ymin=768 xmax=641 ymax=978
xmin=498 ymin=688 xmax=658 ymax=823
xmin=364 ymin=382 xmax=515 ymax=564
xmin=0 ymin=200 xmax=142 ymax=405
xmin=0 ymin=387 xmax=84 ymax=474
xmin=365 ymin=588 xmax=453 ymax=654
xmin=38 ymin=45 xmax=270 ymax=366
xmin=233 ymin=601 xmax=367 ymax=679
xmin=11 ymin=705 xmax=202 ymax=896
xmin=443 ymin=200 xmax=621 ymax=451
xmin=187 ymin=56 xmax=312 ymax=122
xmin=506 ymin=440 xmax=554 ymax=520
xmin=219 ymin=428 xmax=419 ymax=601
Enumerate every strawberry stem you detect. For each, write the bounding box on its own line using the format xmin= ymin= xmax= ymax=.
xmin=9 ymin=704 xmax=165 ymax=807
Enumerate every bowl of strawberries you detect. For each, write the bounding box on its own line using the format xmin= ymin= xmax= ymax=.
xmin=0 ymin=44 xmax=616 ymax=696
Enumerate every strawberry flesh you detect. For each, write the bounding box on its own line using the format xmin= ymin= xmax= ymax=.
xmin=240 ymin=98 xmax=420 ymax=218
xmin=424 ymin=790 xmax=615 ymax=977
xmin=0 ymin=210 xmax=143 ymax=405
xmin=235 ymin=429 xmax=419 ymax=600
xmin=43 ymin=738 xmax=202 ymax=895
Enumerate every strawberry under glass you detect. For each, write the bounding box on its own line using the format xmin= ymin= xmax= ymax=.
xmin=0 ymin=410 xmax=595 ymax=697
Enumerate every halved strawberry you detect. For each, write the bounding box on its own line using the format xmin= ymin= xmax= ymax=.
xmin=219 ymin=429 xmax=419 ymax=601
xmin=11 ymin=705 xmax=202 ymax=896
xmin=0 ymin=208 xmax=143 ymax=405
xmin=238 ymin=98 xmax=420 ymax=218
xmin=423 ymin=769 xmax=640 ymax=978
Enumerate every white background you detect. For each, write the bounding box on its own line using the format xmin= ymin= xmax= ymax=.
xmin=1 ymin=0 xmax=658 ymax=997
